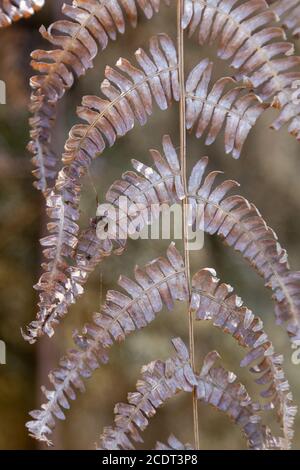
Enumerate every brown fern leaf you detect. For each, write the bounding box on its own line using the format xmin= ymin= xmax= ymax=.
xmin=182 ymin=0 xmax=279 ymax=71
xmin=191 ymin=268 xmax=297 ymax=447
xmin=183 ymin=0 xmax=300 ymax=138
xmin=98 ymin=342 xmax=279 ymax=450
xmin=29 ymin=0 xmax=170 ymax=193
xmin=155 ymin=434 xmax=194 ymax=450
xmin=267 ymin=0 xmax=300 ymax=37
xmin=26 ymin=135 xmax=300 ymax=344
xmin=188 ymin=157 xmax=300 ymax=348
xmin=26 ymin=244 xmax=188 ymax=445
xmin=97 ymin=338 xmax=198 ymax=450
xmin=62 ymin=33 xmax=179 ymax=167
xmin=23 ymin=133 xmax=182 ymax=343
xmin=0 ymin=0 xmax=44 ymax=27
xmin=197 ymin=351 xmax=282 ymax=450
xmin=185 ymin=59 xmax=267 ymax=159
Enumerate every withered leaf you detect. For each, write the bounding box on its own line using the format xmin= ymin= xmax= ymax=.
xmin=23 ymin=134 xmax=184 ymax=342
xmin=185 ymin=58 xmax=266 ymax=159
xmin=188 ymin=156 xmax=300 ymax=349
xmin=98 ymin=340 xmax=281 ymax=450
xmin=29 ymin=0 xmax=170 ymax=194
xmin=0 ymin=0 xmax=44 ymax=28
xmin=25 ymin=245 xmax=188 ymax=445
xmin=191 ymin=268 xmax=297 ymax=447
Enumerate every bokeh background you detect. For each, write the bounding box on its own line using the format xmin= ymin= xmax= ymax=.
xmin=0 ymin=1 xmax=299 ymax=450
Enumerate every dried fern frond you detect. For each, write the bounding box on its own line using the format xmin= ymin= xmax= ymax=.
xmin=185 ymin=58 xmax=267 ymax=159
xmin=98 ymin=342 xmax=279 ymax=450
xmin=191 ymin=268 xmax=297 ymax=448
xmin=26 ymin=137 xmax=300 ymax=344
xmin=29 ymin=0 xmax=170 ymax=194
xmin=268 ymin=0 xmax=300 ymax=37
xmin=182 ymin=0 xmax=276 ymax=50
xmin=0 ymin=0 xmax=44 ymax=28
xmin=62 ymin=33 xmax=179 ymax=168
xmin=197 ymin=351 xmax=282 ymax=450
xmin=188 ymin=157 xmax=300 ymax=348
xmin=26 ymin=243 xmax=293 ymax=447
xmin=22 ymin=0 xmax=299 ymax=452
xmin=23 ymin=36 xmax=179 ymax=343
xmin=23 ymin=133 xmax=182 ymax=343
xmin=182 ymin=0 xmax=300 ymax=139
xmin=155 ymin=434 xmax=194 ymax=450
xmin=26 ymin=244 xmax=188 ymax=445
xmin=24 ymin=134 xmax=183 ymax=341
xmin=182 ymin=0 xmax=298 ymax=98
xmin=97 ymin=338 xmax=197 ymax=450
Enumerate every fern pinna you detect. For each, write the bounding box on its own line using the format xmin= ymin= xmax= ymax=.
xmin=20 ymin=0 xmax=300 ymax=450
xmin=0 ymin=1 xmax=44 ymax=27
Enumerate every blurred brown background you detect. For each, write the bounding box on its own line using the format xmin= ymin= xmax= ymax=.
xmin=0 ymin=1 xmax=299 ymax=450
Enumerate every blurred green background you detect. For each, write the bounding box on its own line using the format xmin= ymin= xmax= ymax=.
xmin=0 ymin=1 xmax=299 ymax=450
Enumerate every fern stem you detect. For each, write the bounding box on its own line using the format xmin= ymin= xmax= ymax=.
xmin=177 ymin=0 xmax=200 ymax=450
